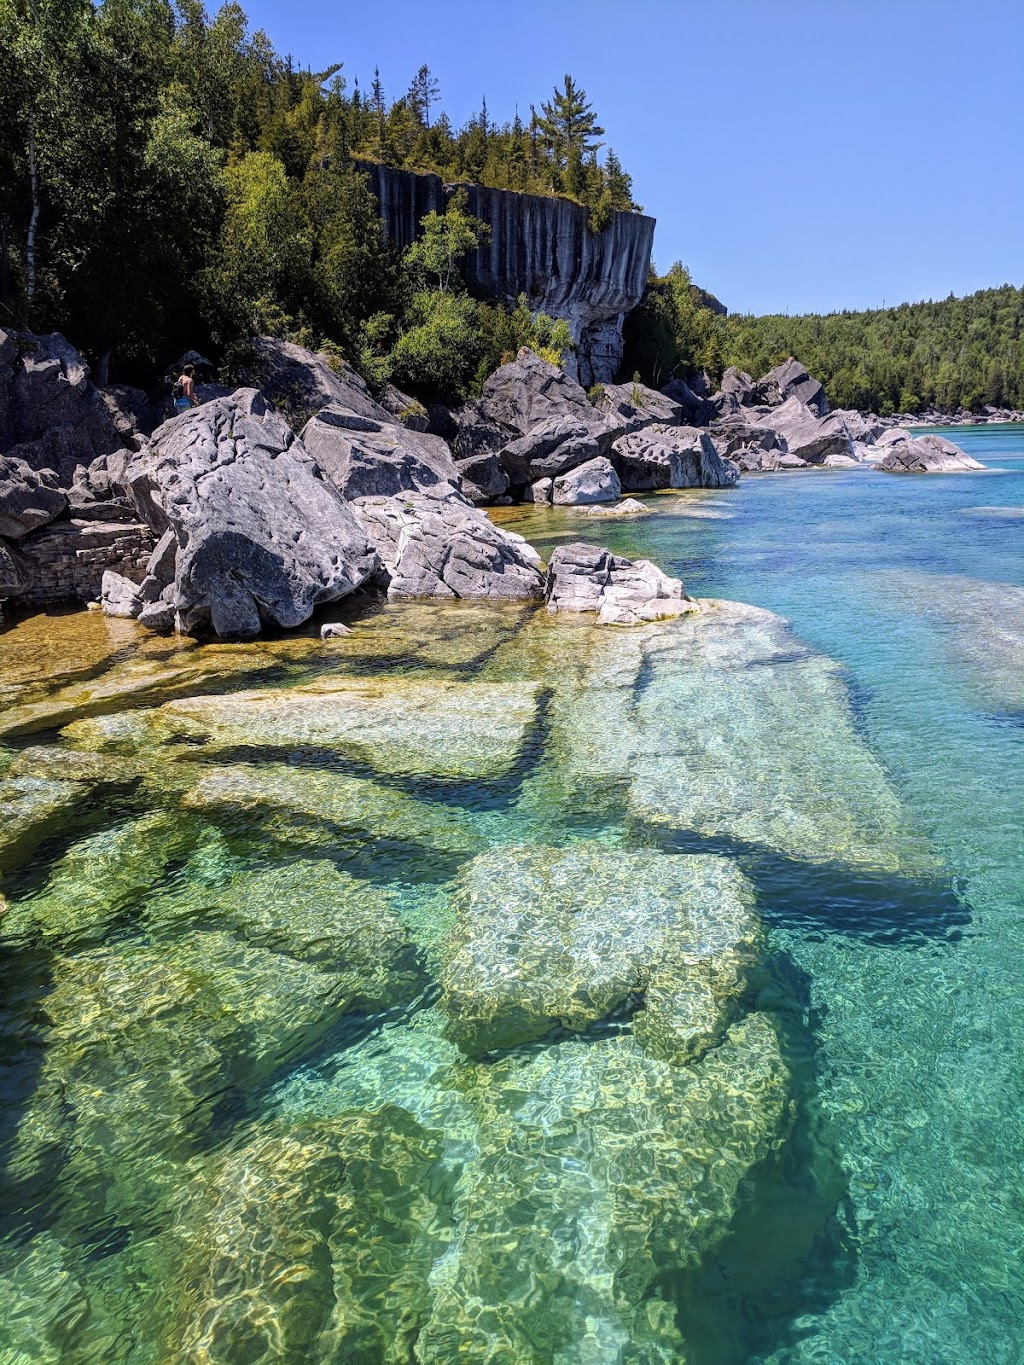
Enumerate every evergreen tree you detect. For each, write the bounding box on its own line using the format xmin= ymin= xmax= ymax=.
xmin=406 ymin=64 xmax=440 ymax=128
xmin=535 ymin=74 xmax=604 ymax=169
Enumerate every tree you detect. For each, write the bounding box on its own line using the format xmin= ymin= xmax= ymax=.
xmin=535 ymin=74 xmax=604 ymax=169
xmin=404 ymin=189 xmax=489 ymax=293
xmin=406 ymin=64 xmax=440 ymax=128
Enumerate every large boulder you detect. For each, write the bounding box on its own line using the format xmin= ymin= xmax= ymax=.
xmin=755 ymin=356 xmax=829 ymax=415
xmin=719 ymin=366 xmax=756 ymax=405
xmin=551 ymin=455 xmax=620 ymax=505
xmin=876 ymin=429 xmax=984 ymax=473
xmin=65 ymin=449 xmax=137 ymax=522
xmin=767 ymin=396 xmax=856 ymax=464
xmin=612 ymin=425 xmax=740 ymax=490
xmin=0 ymin=456 xmax=66 ymax=539
xmin=124 ymin=389 xmax=378 ymax=639
xmin=590 ymin=380 xmax=684 ymax=430
xmin=454 ymin=451 xmax=509 ymax=503
xmin=300 ymin=406 xmax=462 ymax=500
xmin=353 ymin=493 xmax=543 ymax=601
xmin=241 ymin=335 xmax=392 ymax=428
xmin=477 ymin=347 xmax=595 ymax=435
xmin=500 ymin=415 xmax=602 ymax=486
xmin=0 ymin=330 xmax=123 ymax=483
xmin=545 ymin=542 xmax=696 ymax=625
xmin=661 ymin=375 xmax=715 ymax=425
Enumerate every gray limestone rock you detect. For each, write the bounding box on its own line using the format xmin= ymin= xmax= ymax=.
xmin=767 ymin=396 xmax=856 ymax=464
xmin=353 ymin=493 xmax=543 ymax=601
xmin=551 ymin=456 xmax=621 ymax=505
xmin=99 ymin=384 xmax=158 ymax=447
xmin=300 ymin=406 xmax=462 ymax=500
xmin=125 ymin=389 xmax=379 ymax=639
xmin=755 ymin=357 xmax=829 ymax=415
xmin=0 ymin=538 xmax=25 ymax=597
xmin=591 ymin=380 xmax=683 ymax=430
xmin=454 ymin=451 xmax=509 ymax=504
xmin=378 ymin=383 xmax=430 ymax=430
xmin=500 ymin=416 xmax=602 ymax=485
xmin=523 ymin=477 xmax=553 ymax=503
xmin=100 ymin=570 xmax=143 ymax=619
xmin=0 ymin=332 xmax=124 ymax=484
xmin=545 ymin=542 xmax=695 ymax=625
xmin=720 ymin=367 xmax=756 ymax=405
xmin=876 ymin=429 xmax=984 ymax=473
xmin=0 ymin=456 xmax=67 ymax=540
xmin=661 ymin=376 xmax=715 ymax=426
xmin=478 ymin=348 xmax=595 ymax=435
xmin=242 ymin=335 xmax=392 ymax=428
xmin=612 ymin=425 xmax=740 ymax=490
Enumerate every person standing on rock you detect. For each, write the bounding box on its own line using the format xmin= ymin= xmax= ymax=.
xmin=172 ymin=364 xmax=200 ymax=414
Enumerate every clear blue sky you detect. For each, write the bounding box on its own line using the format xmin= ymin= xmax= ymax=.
xmin=241 ymin=0 xmax=1023 ymax=316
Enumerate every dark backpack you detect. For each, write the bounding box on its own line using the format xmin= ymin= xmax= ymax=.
xmin=171 ymin=378 xmax=184 ymax=400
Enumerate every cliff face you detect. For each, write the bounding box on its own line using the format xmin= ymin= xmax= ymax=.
xmin=357 ymin=162 xmax=655 ymax=386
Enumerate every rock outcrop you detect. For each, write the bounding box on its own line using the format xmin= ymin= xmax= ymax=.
xmin=354 ymin=493 xmax=543 ymax=600
xmin=545 ymin=542 xmax=696 ymax=625
xmin=241 ymin=335 xmax=393 ymax=429
xmin=876 ymin=429 xmax=984 ymax=473
xmin=0 ymin=457 xmax=67 ymax=540
xmin=755 ymin=356 xmax=829 ymax=415
xmin=551 ymin=455 xmax=620 ymax=505
xmin=0 ymin=329 xmax=123 ymax=483
xmin=123 ymin=389 xmax=379 ymax=638
xmin=300 ymin=406 xmax=463 ymax=500
xmin=358 ymin=162 xmax=655 ymax=385
xmin=766 ymin=396 xmax=857 ymax=464
xmin=612 ymin=426 xmax=740 ymax=490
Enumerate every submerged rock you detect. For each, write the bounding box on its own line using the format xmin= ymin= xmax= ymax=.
xmin=546 ymin=542 xmax=696 ymax=626
xmin=0 ymin=775 xmax=83 ymax=874
xmin=161 ymin=675 xmax=542 ymax=778
xmin=181 ymin=763 xmax=482 ymax=859
xmin=627 ymin=600 xmax=928 ymax=870
xmin=161 ymin=1108 xmax=443 ymax=1364
xmin=440 ymin=843 xmax=758 ymax=1058
xmin=1 ymin=810 xmax=204 ymax=946
xmin=417 ymin=1015 xmax=790 ymax=1363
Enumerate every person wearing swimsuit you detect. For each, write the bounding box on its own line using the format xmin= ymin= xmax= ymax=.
xmin=173 ymin=364 xmax=199 ymax=413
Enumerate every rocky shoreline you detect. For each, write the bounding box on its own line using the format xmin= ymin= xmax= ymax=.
xmin=0 ymin=328 xmax=990 ymax=640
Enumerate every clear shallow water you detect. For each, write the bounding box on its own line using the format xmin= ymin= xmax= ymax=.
xmin=1 ymin=425 xmax=1023 ymax=1362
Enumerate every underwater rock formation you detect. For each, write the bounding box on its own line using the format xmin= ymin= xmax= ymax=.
xmin=440 ymin=843 xmax=758 ymax=1059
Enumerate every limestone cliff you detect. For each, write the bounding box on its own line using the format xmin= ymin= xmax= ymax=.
xmin=357 ymin=162 xmax=655 ymax=386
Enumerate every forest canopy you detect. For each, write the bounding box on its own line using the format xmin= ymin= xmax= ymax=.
xmin=0 ymin=0 xmax=637 ymax=387
xmin=626 ymin=267 xmax=1024 ymax=416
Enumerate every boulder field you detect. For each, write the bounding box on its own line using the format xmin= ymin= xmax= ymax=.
xmin=0 ymin=328 xmax=985 ymax=639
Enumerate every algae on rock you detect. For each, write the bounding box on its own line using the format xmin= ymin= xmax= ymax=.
xmin=159 ymin=1108 xmax=445 ymax=1365
xmin=440 ymin=843 xmax=758 ymax=1060
xmin=417 ymin=1015 xmax=790 ymax=1363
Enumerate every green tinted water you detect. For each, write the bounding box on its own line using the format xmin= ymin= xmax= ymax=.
xmin=1 ymin=426 xmax=1023 ymax=1362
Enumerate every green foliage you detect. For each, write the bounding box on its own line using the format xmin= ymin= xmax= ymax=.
xmin=405 ymin=189 xmax=489 ymax=293
xmin=0 ymin=0 xmax=638 ymax=388
xmin=623 ymin=262 xmax=726 ymax=388
xmin=722 ymin=286 xmax=1024 ymax=413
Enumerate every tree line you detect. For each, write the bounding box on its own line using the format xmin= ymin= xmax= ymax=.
xmin=0 ymin=0 xmax=636 ymax=391
xmin=624 ymin=267 xmax=1024 ymax=415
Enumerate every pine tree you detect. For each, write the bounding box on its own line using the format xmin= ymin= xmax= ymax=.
xmin=535 ymin=74 xmax=604 ymax=170
xmin=407 ymin=64 xmax=440 ymax=128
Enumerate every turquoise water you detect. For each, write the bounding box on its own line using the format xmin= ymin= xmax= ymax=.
xmin=1 ymin=424 xmax=1023 ymax=1362
xmin=503 ymin=423 xmax=1024 ymax=1362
